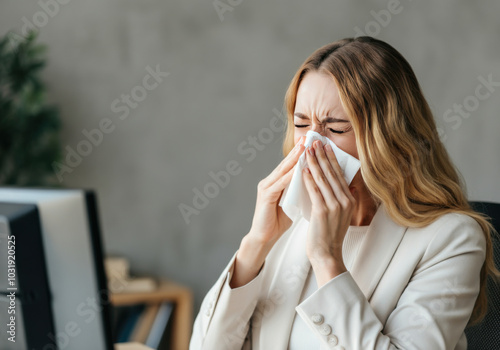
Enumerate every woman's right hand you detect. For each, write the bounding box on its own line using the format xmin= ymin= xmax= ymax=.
xmin=246 ymin=136 xmax=305 ymax=248
xmin=230 ymin=136 xmax=305 ymax=289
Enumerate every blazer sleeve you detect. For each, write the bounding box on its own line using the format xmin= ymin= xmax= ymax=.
xmin=190 ymin=249 xmax=266 ymax=350
xmin=295 ymin=214 xmax=487 ymax=350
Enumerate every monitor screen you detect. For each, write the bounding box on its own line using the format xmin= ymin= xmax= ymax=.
xmin=0 ymin=188 xmax=113 ymax=350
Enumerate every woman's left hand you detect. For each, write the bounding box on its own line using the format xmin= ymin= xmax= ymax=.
xmin=302 ymin=140 xmax=357 ymax=287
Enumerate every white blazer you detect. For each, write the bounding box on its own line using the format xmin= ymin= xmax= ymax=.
xmin=190 ymin=202 xmax=486 ymax=350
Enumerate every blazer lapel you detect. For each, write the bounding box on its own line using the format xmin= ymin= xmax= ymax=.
xmin=349 ymin=202 xmax=408 ymax=301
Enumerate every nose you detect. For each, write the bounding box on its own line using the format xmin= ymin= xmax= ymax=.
xmin=311 ymin=123 xmax=326 ymax=137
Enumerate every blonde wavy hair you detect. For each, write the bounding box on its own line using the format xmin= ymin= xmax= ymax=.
xmin=281 ymin=36 xmax=499 ymax=326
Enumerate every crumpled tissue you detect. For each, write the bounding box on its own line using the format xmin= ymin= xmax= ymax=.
xmin=278 ymin=130 xmax=361 ymax=222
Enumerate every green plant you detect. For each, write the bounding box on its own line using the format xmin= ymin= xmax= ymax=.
xmin=0 ymin=30 xmax=63 ymax=186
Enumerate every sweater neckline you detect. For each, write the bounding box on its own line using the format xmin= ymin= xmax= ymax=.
xmin=347 ymin=225 xmax=370 ymax=234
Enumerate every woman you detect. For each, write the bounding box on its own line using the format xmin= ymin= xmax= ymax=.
xmin=189 ymin=36 xmax=499 ymax=349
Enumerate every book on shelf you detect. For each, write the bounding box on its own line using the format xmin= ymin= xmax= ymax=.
xmin=145 ymin=301 xmax=175 ymax=350
xmin=112 ymin=301 xmax=175 ymax=349
xmin=115 ymin=304 xmax=145 ymax=343
xmin=110 ymin=276 xmax=158 ymax=294
xmin=130 ymin=304 xmax=160 ymax=343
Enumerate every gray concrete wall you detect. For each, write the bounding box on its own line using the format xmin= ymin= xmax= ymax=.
xmin=1 ymin=0 xmax=499 ymax=325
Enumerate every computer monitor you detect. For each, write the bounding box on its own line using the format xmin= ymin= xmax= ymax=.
xmin=0 ymin=188 xmax=113 ymax=350
xmin=0 ymin=201 xmax=54 ymax=349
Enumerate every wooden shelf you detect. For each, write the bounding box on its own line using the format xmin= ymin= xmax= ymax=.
xmin=110 ymin=279 xmax=193 ymax=350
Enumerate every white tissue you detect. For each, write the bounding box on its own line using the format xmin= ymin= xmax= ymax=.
xmin=278 ymin=130 xmax=361 ymax=222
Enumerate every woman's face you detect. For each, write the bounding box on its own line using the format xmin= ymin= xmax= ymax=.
xmin=293 ymin=71 xmax=358 ymax=160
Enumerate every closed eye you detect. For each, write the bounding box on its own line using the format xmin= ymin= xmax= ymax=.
xmin=294 ymin=124 xmax=347 ymax=134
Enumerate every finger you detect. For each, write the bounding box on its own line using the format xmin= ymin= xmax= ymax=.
xmin=262 ymin=136 xmax=305 ymax=188
xmin=324 ymin=144 xmax=356 ymax=203
xmin=267 ymin=161 xmax=297 ymax=195
xmin=313 ymin=141 xmax=345 ymax=196
xmin=306 ymin=143 xmax=340 ymax=205
xmin=322 ymin=143 xmax=343 ymax=181
xmin=302 ymin=166 xmax=326 ymax=211
xmin=273 ymin=136 xmax=305 ymax=175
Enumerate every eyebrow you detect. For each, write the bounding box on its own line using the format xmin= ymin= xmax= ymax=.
xmin=294 ymin=112 xmax=349 ymax=123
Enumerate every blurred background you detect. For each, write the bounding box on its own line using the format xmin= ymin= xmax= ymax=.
xmin=1 ymin=0 xmax=499 ymax=331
